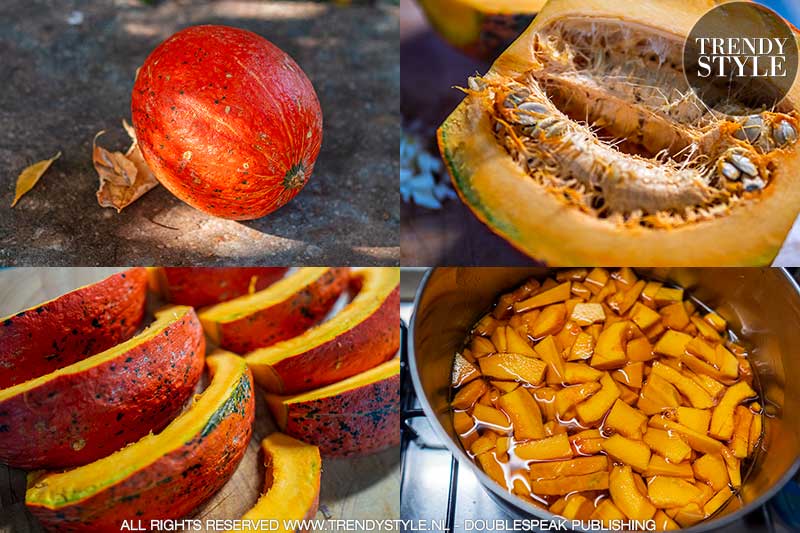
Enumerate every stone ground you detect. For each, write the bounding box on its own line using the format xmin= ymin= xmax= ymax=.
xmin=0 ymin=0 xmax=399 ymax=265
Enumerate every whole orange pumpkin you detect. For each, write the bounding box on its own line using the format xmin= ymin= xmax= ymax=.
xmin=132 ymin=25 xmax=322 ymax=220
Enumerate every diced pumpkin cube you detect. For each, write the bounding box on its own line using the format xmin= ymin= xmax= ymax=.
xmin=686 ymin=336 xmax=717 ymax=364
xmin=645 ymin=455 xmax=694 ymax=479
xmin=532 ymin=387 xmax=558 ymax=421
xmin=616 ymin=382 xmax=640 ymax=405
xmin=704 ymin=312 xmax=727 ymax=333
xmin=690 ymin=316 xmax=722 ymax=342
xmin=497 ymin=387 xmax=545 ymax=440
xmin=568 ymin=331 xmax=595 ymax=361
xmin=561 ymin=493 xmax=595 ymax=521
xmin=476 ymin=451 xmax=509 ymax=490
xmin=590 ymin=499 xmax=627 ymax=527
xmin=452 ymin=352 xmax=480 ymax=387
xmin=641 ymin=281 xmax=663 ymax=305
xmin=675 ymin=407 xmax=711 ymax=434
xmin=575 ymin=373 xmax=620 ymax=425
xmin=629 ymin=302 xmax=662 ymax=331
xmin=470 ymin=336 xmax=496 ymax=357
xmin=602 ymin=434 xmax=651 ymax=472
xmin=478 ymin=353 xmax=547 ymax=386
xmin=495 ymin=436 xmax=510 ymax=458
xmin=731 ymin=406 xmax=753 ymax=458
xmin=554 ymin=321 xmax=581 ymax=353
xmin=472 ymin=403 xmax=510 ymax=431
xmin=530 ymin=471 xmax=609 ymax=496
xmin=608 ymin=280 xmax=645 ymax=315
xmin=451 ymin=379 xmax=488 ymax=410
xmin=570 ymin=302 xmax=606 ymax=326
xmin=584 ymin=268 xmax=610 ymax=294
xmin=627 ymin=336 xmax=655 ymax=362
xmin=649 ymin=416 xmax=723 ymax=455
xmin=638 ymin=374 xmax=681 ymax=415
xmin=502 ymin=326 xmax=536 ymax=355
xmin=491 ymin=381 xmax=518 ymax=393
xmin=515 ymin=433 xmax=572 ymax=461
xmin=653 ymin=330 xmax=693 ymax=357
xmin=650 ymin=362 xmax=713 ymax=409
xmin=671 ymin=503 xmax=705 ymax=528
xmin=748 ymin=403 xmax=762 ymax=455
xmin=605 ymin=399 xmax=648 ymax=439
xmin=721 ymin=447 xmax=742 ymax=488
xmin=591 ymin=321 xmax=630 ymax=369
xmin=704 ymin=486 xmax=733 ymax=516
xmin=680 ymin=352 xmax=727 ymax=382
xmin=557 ymin=268 xmax=588 ymax=282
xmin=609 ymin=466 xmax=656 ymax=520
xmin=660 ymin=302 xmax=690 ymax=330
xmin=563 ymin=362 xmax=603 ymax=384
xmin=528 ymin=455 xmax=608 ymax=481
xmin=530 ymin=304 xmax=566 ymax=339
xmin=648 ymin=476 xmax=702 ymax=508
xmin=643 ymin=428 xmax=692 ymax=463
xmin=709 ymin=381 xmax=757 ymax=440
xmin=715 ymin=344 xmax=739 ymax=379
xmin=535 ymin=335 xmax=566 ymax=384
xmin=654 ymin=287 xmax=683 ymax=307
xmin=654 ymin=510 xmax=680 ymax=530
xmin=555 ymin=382 xmax=601 ymax=417
xmin=571 ymin=282 xmax=591 ymax=299
xmin=692 ymin=453 xmax=729 ymax=491
xmin=513 ymin=282 xmax=571 ymax=313
xmin=569 ymin=429 xmax=604 ymax=455
xmin=470 ymin=431 xmax=498 ymax=455
xmin=474 ymin=313 xmax=502 ymax=336
xmin=612 ymin=361 xmax=644 ymax=388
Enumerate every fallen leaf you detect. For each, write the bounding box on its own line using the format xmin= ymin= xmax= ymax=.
xmin=11 ymin=151 xmax=62 ymax=207
xmin=93 ymin=122 xmax=158 ymax=212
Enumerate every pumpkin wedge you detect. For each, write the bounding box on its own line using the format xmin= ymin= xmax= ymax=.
xmin=233 ymin=433 xmax=321 ymax=532
xmin=265 ymin=358 xmax=400 ymax=457
xmin=246 ymin=267 xmax=400 ymax=393
xmin=199 ymin=267 xmax=349 ymax=353
xmin=417 ymin=0 xmax=546 ymax=60
xmin=149 ymin=267 xmax=288 ymax=307
xmin=0 ymin=267 xmax=147 ymax=389
xmin=26 ymin=351 xmax=254 ymax=532
xmin=0 ymin=306 xmax=204 ymax=469
xmin=438 ymin=0 xmax=800 ymax=265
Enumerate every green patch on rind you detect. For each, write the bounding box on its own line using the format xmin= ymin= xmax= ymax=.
xmin=201 ymin=372 xmax=252 ymax=438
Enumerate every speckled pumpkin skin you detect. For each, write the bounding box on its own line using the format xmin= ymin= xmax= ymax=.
xmin=131 ymin=25 xmax=323 ymax=220
xmin=157 ymin=267 xmax=288 ymax=307
xmin=28 ymin=365 xmax=254 ymax=532
xmin=0 ymin=268 xmax=147 ymax=389
xmin=263 ymin=284 xmax=399 ymax=394
xmin=0 ymin=309 xmax=205 ymax=469
xmin=277 ymin=372 xmax=400 ymax=457
xmin=216 ymin=267 xmax=350 ymax=354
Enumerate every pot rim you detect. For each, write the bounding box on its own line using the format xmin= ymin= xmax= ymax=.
xmin=408 ymin=267 xmax=800 ymax=533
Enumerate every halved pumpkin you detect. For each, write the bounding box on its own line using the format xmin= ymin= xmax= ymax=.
xmin=26 ymin=351 xmax=254 ymax=532
xmin=0 ymin=267 xmax=147 ymax=388
xmin=439 ymin=0 xmax=800 ymax=265
xmin=266 ymin=358 xmax=400 ymax=457
xmin=149 ymin=267 xmax=288 ymax=307
xmin=199 ymin=267 xmax=350 ymax=353
xmin=233 ymin=433 xmax=321 ymax=532
xmin=417 ymin=0 xmax=546 ymax=60
xmin=0 ymin=306 xmax=204 ymax=469
xmin=246 ymin=267 xmax=400 ymax=394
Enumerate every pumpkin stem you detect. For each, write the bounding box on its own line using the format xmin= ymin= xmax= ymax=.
xmin=283 ymin=163 xmax=306 ymax=190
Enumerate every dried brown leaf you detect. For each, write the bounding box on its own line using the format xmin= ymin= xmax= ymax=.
xmin=11 ymin=151 xmax=61 ymax=207
xmin=93 ymin=126 xmax=158 ymax=212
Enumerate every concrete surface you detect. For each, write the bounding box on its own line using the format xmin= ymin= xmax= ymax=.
xmin=0 ymin=0 xmax=399 ymax=266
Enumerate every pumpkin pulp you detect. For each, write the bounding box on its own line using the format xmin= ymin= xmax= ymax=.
xmin=0 ymin=306 xmax=193 ymax=403
xmin=26 ymin=352 xmax=250 ymax=507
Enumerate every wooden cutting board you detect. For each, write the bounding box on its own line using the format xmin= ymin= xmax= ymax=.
xmin=0 ymin=268 xmax=400 ymax=532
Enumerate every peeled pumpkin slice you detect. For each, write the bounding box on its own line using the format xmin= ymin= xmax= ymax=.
xmin=232 ymin=433 xmax=321 ymax=533
xmin=438 ymin=0 xmax=800 ymax=265
xmin=245 ymin=267 xmax=399 ymax=394
xmin=26 ymin=351 xmax=255 ymax=532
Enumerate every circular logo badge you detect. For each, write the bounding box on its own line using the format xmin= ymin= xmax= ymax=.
xmin=684 ymin=1 xmax=798 ymax=110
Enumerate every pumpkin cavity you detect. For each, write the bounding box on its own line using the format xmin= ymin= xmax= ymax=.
xmin=471 ymin=19 xmax=800 ymax=228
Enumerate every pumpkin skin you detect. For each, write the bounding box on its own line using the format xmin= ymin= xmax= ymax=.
xmin=199 ymin=267 xmax=350 ymax=354
xmin=266 ymin=358 xmax=400 ymax=457
xmin=246 ymin=267 xmax=400 ymax=394
xmin=150 ymin=266 xmax=288 ymax=308
xmin=131 ymin=25 xmax=323 ymax=220
xmin=26 ymin=351 xmax=254 ymax=533
xmin=235 ymin=433 xmax=321 ymax=532
xmin=0 ymin=267 xmax=147 ymax=389
xmin=416 ymin=0 xmax=545 ymax=60
xmin=439 ymin=0 xmax=800 ymax=266
xmin=0 ymin=306 xmax=204 ymax=470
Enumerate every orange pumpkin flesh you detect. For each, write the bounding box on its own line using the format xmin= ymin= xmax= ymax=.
xmin=246 ymin=267 xmax=400 ymax=394
xmin=0 ymin=306 xmax=205 ymax=470
xmin=439 ymin=0 xmax=800 ymax=265
xmin=199 ymin=267 xmax=350 ymax=354
xmin=149 ymin=266 xmax=288 ymax=308
xmin=132 ymin=25 xmax=322 ymax=220
xmin=26 ymin=351 xmax=254 ymax=532
xmin=233 ymin=433 xmax=321 ymax=532
xmin=0 ymin=267 xmax=147 ymax=389
xmin=266 ymin=358 xmax=400 ymax=457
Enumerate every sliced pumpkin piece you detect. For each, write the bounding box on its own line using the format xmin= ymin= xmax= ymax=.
xmin=235 ymin=433 xmax=321 ymax=532
xmin=602 ymin=434 xmax=651 ymax=472
xmin=0 ymin=306 xmax=204 ymax=470
xmin=643 ymin=428 xmax=692 ymax=464
xmin=477 ymin=451 xmax=509 ymax=490
xmin=674 ymin=407 xmax=711 ymax=434
xmin=497 ymin=387 xmax=545 ymax=440
xmin=478 ymin=352 xmax=547 ymax=385
xmin=575 ymin=372 xmax=620 ymax=425
xmin=244 ymin=267 xmax=398 ymax=393
xmin=564 ymin=362 xmax=603 ymax=383
xmin=515 ymin=433 xmax=572 ymax=460
xmin=200 ymin=267 xmax=350 ymax=354
xmin=590 ymin=499 xmax=627 ymax=527
xmin=568 ymin=331 xmax=595 ymax=360
xmin=649 ymin=416 xmax=723 ymax=455
xmin=26 ymin=351 xmax=254 ymax=531
xmin=693 ymin=453 xmax=730 ymax=492
xmin=531 ymin=303 xmax=567 ymax=338
xmin=715 ymin=344 xmax=740 ymax=379
xmin=150 ymin=267 xmax=287 ymax=308
xmin=704 ymin=486 xmax=733 ymax=516
xmin=653 ymin=330 xmax=692 ymax=357
xmin=648 ymin=476 xmax=702 ymax=509
xmin=609 ymin=466 xmax=656 ymax=521
xmin=709 ymin=380 xmax=757 ymax=440
xmin=629 ymin=302 xmax=661 ymax=331
xmin=513 ymin=281 xmax=571 ymax=312
xmin=530 ymin=471 xmax=608 ymax=496
xmin=451 ymin=379 xmax=488 ymax=410
xmin=605 ymin=399 xmax=647 ymax=440
xmin=591 ymin=321 xmax=629 ymax=369
xmin=644 ymin=455 xmax=694 ymax=479
xmin=528 ymin=455 xmax=608 ymax=480
xmin=265 ymin=358 xmax=399 ymax=457
xmin=650 ymin=362 xmax=713 ymax=408
xmin=535 ymin=335 xmax=566 ymax=383
xmin=0 ymin=267 xmax=147 ymax=389
xmin=570 ymin=302 xmax=605 ymax=326
xmin=555 ymin=382 xmax=601 ymax=417
xmin=452 ymin=352 xmax=481 ymax=387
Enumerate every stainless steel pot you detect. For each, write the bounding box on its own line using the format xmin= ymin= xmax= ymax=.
xmin=409 ymin=267 xmax=800 ymax=532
